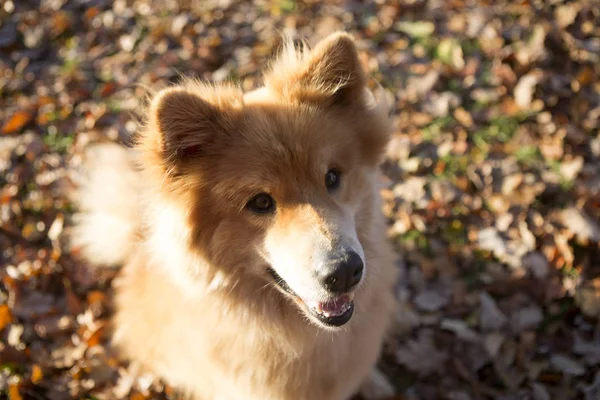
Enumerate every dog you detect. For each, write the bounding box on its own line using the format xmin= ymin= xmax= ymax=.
xmin=72 ymin=32 xmax=399 ymax=400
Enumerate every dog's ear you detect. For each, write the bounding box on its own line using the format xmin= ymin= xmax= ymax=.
xmin=266 ymin=32 xmax=367 ymax=108
xmin=139 ymin=83 xmax=244 ymax=175
xmin=147 ymin=87 xmax=223 ymax=162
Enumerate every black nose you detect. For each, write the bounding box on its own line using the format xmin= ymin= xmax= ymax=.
xmin=322 ymin=251 xmax=364 ymax=293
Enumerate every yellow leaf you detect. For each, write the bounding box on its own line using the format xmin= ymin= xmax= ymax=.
xmin=31 ymin=364 xmax=43 ymax=384
xmin=8 ymin=382 xmax=23 ymax=400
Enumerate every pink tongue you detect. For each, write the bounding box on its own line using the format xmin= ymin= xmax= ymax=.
xmin=319 ymin=294 xmax=351 ymax=312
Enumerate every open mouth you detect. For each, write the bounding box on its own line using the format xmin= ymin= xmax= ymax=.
xmin=268 ymin=268 xmax=354 ymax=327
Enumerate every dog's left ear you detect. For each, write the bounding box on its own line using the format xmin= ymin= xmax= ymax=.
xmin=266 ymin=32 xmax=367 ymax=108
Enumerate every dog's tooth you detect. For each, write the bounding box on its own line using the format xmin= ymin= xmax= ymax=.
xmin=307 ymin=300 xmax=324 ymax=314
xmin=306 ymin=300 xmax=319 ymax=311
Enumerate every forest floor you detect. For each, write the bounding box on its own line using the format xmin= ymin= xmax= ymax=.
xmin=1 ymin=0 xmax=599 ymax=399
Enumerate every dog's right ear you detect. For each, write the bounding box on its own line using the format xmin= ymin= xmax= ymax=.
xmin=138 ymin=83 xmax=243 ymax=177
xmin=144 ymin=87 xmax=223 ymax=163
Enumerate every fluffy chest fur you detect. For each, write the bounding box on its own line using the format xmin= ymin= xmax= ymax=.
xmin=111 ymin=237 xmax=397 ymax=400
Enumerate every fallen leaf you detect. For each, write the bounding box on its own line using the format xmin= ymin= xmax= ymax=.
xmin=395 ymin=21 xmax=435 ymax=38
xmin=514 ymin=72 xmax=540 ymax=109
xmin=515 ymin=25 xmax=547 ymax=66
xmin=510 ymin=305 xmax=543 ymax=333
xmin=574 ymin=334 xmax=600 ymax=365
xmin=47 ymin=214 xmax=64 ymax=241
xmin=396 ymin=330 xmax=449 ymax=376
xmin=87 ymin=324 xmax=106 ymax=347
xmin=2 ymin=111 xmax=33 ymax=134
xmin=522 ymin=252 xmax=550 ymax=279
xmin=437 ymin=38 xmax=465 ymax=70
xmin=50 ymin=11 xmax=72 ymax=37
xmin=576 ymin=66 xmax=595 ymax=86
xmin=405 ymin=70 xmax=439 ymax=97
xmin=8 ymin=380 xmax=23 ymax=400
xmin=87 ymin=290 xmax=107 ymax=305
xmin=583 ymin=372 xmax=600 ymax=400
xmin=31 ymin=364 xmax=43 ymax=384
xmin=424 ymin=91 xmax=461 ymax=117
xmin=414 ymin=289 xmax=449 ymax=312
xmin=479 ymin=292 xmax=508 ymax=331
xmin=0 ymin=304 xmax=13 ymax=331
xmin=575 ymin=278 xmax=600 ymax=318
xmin=393 ymin=177 xmax=427 ymax=203
xmin=7 ymin=324 xmax=24 ymax=347
xmin=532 ymin=382 xmax=551 ymax=400
xmin=440 ymin=319 xmax=480 ymax=342
xmin=550 ymin=354 xmax=586 ymax=376
xmin=484 ymin=332 xmax=505 ymax=357
xmin=554 ymin=3 xmax=580 ymax=29
xmin=561 ymin=208 xmax=600 ymax=242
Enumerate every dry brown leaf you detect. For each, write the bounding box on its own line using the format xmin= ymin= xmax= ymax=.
xmin=479 ymin=292 xmax=507 ymax=331
xmin=453 ymin=107 xmax=473 ymax=128
xmin=396 ymin=330 xmax=449 ymax=376
xmin=84 ymin=6 xmax=100 ymax=21
xmin=575 ymin=278 xmax=600 ymax=318
xmin=577 ymin=66 xmax=595 ymax=86
xmin=550 ymin=354 xmax=586 ymax=376
xmin=51 ymin=11 xmax=72 ymax=37
xmin=87 ymin=324 xmax=106 ymax=347
xmin=414 ymin=289 xmax=449 ymax=312
xmin=510 ymin=305 xmax=543 ymax=333
xmin=87 ymin=290 xmax=107 ymax=305
xmin=66 ymin=288 xmax=83 ymax=315
xmin=561 ymin=208 xmax=600 ymax=243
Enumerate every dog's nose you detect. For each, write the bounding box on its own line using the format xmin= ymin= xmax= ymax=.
xmin=322 ymin=251 xmax=364 ymax=293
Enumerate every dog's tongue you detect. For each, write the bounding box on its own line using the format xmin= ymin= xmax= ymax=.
xmin=320 ymin=294 xmax=352 ymax=313
xmin=306 ymin=293 xmax=353 ymax=317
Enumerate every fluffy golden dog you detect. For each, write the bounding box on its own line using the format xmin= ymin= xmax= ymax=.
xmin=72 ymin=32 xmax=398 ymax=400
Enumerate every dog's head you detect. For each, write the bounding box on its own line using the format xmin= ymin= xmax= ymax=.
xmin=138 ymin=32 xmax=391 ymax=329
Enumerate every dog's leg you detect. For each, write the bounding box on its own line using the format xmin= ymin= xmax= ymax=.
xmin=357 ymin=367 xmax=396 ymax=400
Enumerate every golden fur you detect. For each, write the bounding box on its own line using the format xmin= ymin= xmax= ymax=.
xmin=72 ymin=32 xmax=398 ymax=400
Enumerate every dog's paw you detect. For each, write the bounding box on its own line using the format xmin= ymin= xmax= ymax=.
xmin=359 ymin=367 xmax=396 ymax=400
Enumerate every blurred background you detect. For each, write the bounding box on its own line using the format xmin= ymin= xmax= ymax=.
xmin=0 ymin=0 xmax=599 ymax=399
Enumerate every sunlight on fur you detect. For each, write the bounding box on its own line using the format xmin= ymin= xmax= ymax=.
xmin=72 ymin=32 xmax=399 ymax=400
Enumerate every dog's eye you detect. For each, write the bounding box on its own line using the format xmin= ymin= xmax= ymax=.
xmin=246 ymin=193 xmax=276 ymax=214
xmin=325 ymin=169 xmax=341 ymax=191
